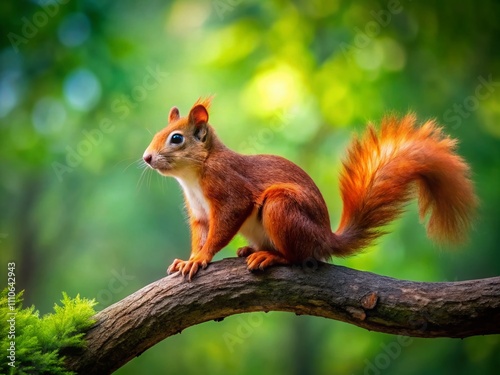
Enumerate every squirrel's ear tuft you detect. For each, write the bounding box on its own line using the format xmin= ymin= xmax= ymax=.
xmin=193 ymin=96 xmax=214 ymax=109
xmin=189 ymin=104 xmax=209 ymax=127
xmin=168 ymin=107 xmax=180 ymax=123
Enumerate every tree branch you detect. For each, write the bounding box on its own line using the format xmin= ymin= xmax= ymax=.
xmin=65 ymin=258 xmax=500 ymax=374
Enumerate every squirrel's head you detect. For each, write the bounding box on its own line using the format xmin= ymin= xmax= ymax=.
xmin=143 ymin=98 xmax=214 ymax=176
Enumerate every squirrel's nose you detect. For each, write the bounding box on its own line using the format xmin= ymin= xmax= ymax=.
xmin=143 ymin=153 xmax=153 ymax=165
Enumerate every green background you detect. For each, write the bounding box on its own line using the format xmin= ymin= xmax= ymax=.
xmin=1 ymin=0 xmax=499 ymax=374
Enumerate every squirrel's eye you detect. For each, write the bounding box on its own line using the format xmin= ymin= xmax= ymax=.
xmin=170 ymin=133 xmax=184 ymax=145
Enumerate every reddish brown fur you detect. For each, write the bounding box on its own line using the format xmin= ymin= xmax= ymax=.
xmin=336 ymin=114 xmax=477 ymax=255
xmin=143 ymin=101 xmax=477 ymax=280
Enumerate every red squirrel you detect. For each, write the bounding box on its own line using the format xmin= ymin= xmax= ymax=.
xmin=143 ymin=98 xmax=477 ymax=280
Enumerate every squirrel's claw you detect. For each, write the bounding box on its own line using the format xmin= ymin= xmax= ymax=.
xmin=246 ymin=251 xmax=289 ymax=271
xmin=167 ymin=257 xmax=210 ymax=281
xmin=167 ymin=259 xmax=183 ymax=275
xmin=237 ymin=246 xmax=255 ymax=258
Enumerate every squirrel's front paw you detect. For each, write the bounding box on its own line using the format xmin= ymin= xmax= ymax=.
xmin=167 ymin=255 xmax=210 ymax=281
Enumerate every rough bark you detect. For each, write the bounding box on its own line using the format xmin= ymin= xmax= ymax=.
xmin=65 ymin=258 xmax=500 ymax=374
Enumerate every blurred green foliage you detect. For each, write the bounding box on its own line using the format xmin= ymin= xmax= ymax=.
xmin=1 ymin=0 xmax=499 ymax=374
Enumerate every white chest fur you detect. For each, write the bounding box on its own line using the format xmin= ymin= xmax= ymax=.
xmin=175 ymin=173 xmax=210 ymax=220
xmin=239 ymin=207 xmax=273 ymax=250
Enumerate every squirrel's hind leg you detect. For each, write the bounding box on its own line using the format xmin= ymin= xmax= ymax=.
xmin=245 ymin=183 xmax=332 ymax=271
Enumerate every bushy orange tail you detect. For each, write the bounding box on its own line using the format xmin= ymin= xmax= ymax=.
xmin=333 ymin=114 xmax=477 ymax=256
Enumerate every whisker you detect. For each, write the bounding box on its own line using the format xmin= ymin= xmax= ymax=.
xmin=136 ymin=165 xmax=149 ymax=192
xmin=124 ymin=158 xmax=145 ymax=173
xmin=112 ymin=157 xmax=138 ymax=170
xmin=147 ymin=166 xmax=153 ymax=189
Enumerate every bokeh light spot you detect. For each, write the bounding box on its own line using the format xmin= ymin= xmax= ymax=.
xmin=63 ymin=68 xmax=101 ymax=111
xmin=58 ymin=13 xmax=91 ymax=47
xmin=0 ymin=71 xmax=21 ymax=118
xmin=32 ymin=97 xmax=67 ymax=134
xmin=245 ymin=65 xmax=302 ymax=113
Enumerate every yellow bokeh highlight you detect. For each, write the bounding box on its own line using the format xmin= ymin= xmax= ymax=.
xmin=199 ymin=21 xmax=260 ymax=66
xmin=243 ymin=63 xmax=304 ymax=114
xmin=165 ymin=0 xmax=210 ymax=35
